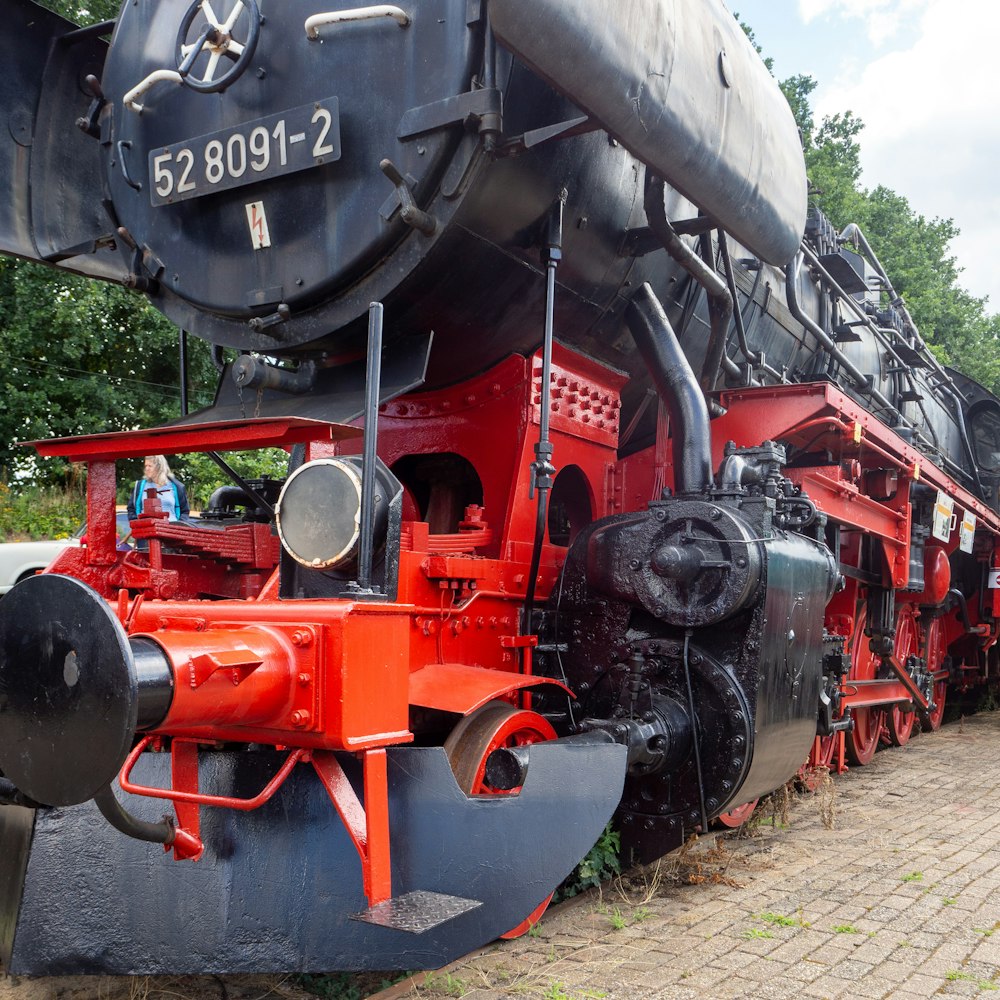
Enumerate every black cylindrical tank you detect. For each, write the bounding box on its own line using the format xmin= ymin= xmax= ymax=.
xmin=96 ymin=0 xmax=797 ymax=389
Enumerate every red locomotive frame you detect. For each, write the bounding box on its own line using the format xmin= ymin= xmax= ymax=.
xmin=27 ymin=349 xmax=999 ymax=914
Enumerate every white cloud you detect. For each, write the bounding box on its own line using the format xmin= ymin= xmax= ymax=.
xmin=813 ymin=0 xmax=1000 ymax=306
xmin=798 ymin=0 xmax=929 ymax=45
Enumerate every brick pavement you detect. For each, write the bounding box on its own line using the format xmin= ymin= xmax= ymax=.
xmin=380 ymin=712 xmax=1000 ymax=1000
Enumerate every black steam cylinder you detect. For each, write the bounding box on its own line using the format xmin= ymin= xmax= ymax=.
xmin=1 ymin=0 xmax=804 ymax=410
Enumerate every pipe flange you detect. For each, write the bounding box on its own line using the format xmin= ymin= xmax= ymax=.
xmin=634 ymin=500 xmax=763 ymax=626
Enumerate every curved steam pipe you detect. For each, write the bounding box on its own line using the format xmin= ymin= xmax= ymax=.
xmin=643 ymin=176 xmax=737 ymax=393
xmin=626 ymin=284 xmax=713 ymax=494
xmin=93 ymin=785 xmax=175 ymax=845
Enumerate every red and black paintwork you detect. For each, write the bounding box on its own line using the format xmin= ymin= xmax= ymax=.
xmin=2 ymin=0 xmax=1000 ymax=977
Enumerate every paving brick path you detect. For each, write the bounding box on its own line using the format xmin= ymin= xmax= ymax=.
xmin=379 ymin=712 xmax=1000 ymax=1000
xmin=2 ymin=713 xmax=998 ymax=1000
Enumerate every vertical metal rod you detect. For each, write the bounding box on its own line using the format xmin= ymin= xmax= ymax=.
xmin=682 ymin=630 xmax=709 ymax=834
xmin=179 ymin=330 xmax=189 ymax=416
xmin=357 ymin=302 xmax=384 ymax=593
xmin=522 ymin=198 xmax=564 ymax=627
xmin=538 ymin=258 xmax=556 ymax=447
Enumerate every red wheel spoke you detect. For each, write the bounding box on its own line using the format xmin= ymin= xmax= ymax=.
xmin=887 ymin=605 xmax=918 ymax=747
xmin=921 ymin=617 xmax=948 ymax=732
xmin=846 ymin=605 xmax=881 ymax=766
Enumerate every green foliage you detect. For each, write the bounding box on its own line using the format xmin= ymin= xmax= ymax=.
xmin=747 ymin=18 xmax=1000 ymax=398
xmin=554 ymin=823 xmax=621 ymax=901
xmin=833 ymin=924 xmax=859 ymax=934
xmin=31 ymin=0 xmax=121 ymax=25
xmin=151 ymin=448 xmax=291 ymax=511
xmin=756 ymin=911 xmax=808 ymax=928
xmin=0 ymin=258 xmax=219 ymax=485
xmin=419 ymin=972 xmax=467 ymax=997
xmin=0 ymin=481 xmax=85 ymax=540
xmin=542 ymin=983 xmax=571 ymax=1000
xmin=741 ymin=928 xmax=774 ymax=940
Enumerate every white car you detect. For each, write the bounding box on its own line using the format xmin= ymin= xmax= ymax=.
xmin=0 ymin=512 xmax=133 ymax=596
xmin=0 ymin=536 xmax=79 ymax=596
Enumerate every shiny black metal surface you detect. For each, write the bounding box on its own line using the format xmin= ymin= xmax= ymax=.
xmin=0 ymin=0 xmax=119 ymax=280
xmin=489 ymin=0 xmax=807 ymax=265
xmin=1 ymin=0 xmax=997 ymax=503
xmin=0 ymin=574 xmax=138 ymax=807
xmin=538 ymin=457 xmax=838 ymax=863
xmin=2 ymin=741 xmax=626 ymax=973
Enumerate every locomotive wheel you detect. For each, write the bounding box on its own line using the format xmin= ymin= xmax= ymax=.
xmin=444 ymin=701 xmax=557 ymax=938
xmin=921 ymin=617 xmax=949 ymax=732
xmin=715 ymin=798 xmax=759 ymax=828
xmin=846 ymin=607 xmax=884 ymax=766
xmin=887 ymin=605 xmax=919 ymax=747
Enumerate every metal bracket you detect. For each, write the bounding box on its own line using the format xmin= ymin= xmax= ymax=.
xmin=397 ymin=88 xmax=502 ymax=139
xmin=496 ymin=115 xmax=596 ymax=156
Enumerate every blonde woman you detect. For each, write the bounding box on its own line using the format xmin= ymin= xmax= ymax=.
xmin=127 ymin=455 xmax=190 ymax=522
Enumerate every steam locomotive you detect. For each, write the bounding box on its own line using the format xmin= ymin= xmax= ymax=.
xmin=1 ymin=0 xmax=998 ymax=975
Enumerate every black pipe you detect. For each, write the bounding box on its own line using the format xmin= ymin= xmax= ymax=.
xmin=718 ymin=232 xmax=761 ymax=378
xmin=644 ymin=176 xmax=735 ymax=393
xmin=523 ymin=200 xmax=563 ymax=623
xmin=626 ymin=284 xmax=713 ymax=493
xmin=205 ymin=452 xmax=275 ymax=519
xmin=484 ymin=730 xmax=615 ymax=789
xmin=232 ymin=355 xmax=317 ymax=395
xmin=357 ymin=302 xmax=384 ymax=593
xmin=682 ymin=630 xmax=709 ymax=833
xmin=93 ymin=785 xmax=175 ymax=846
xmin=131 ymin=637 xmax=174 ymax=731
xmin=179 ymin=330 xmax=189 ymax=416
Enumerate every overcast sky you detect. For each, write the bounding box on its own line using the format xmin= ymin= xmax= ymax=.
xmin=730 ymin=0 xmax=999 ymax=312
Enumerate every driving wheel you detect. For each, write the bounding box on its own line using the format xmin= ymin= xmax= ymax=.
xmin=445 ymin=700 xmax=557 ymax=938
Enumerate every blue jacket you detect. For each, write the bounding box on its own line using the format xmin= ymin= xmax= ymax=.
xmin=128 ymin=476 xmax=190 ymax=521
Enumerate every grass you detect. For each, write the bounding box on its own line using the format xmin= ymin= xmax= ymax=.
xmin=832 ymin=925 xmax=859 ymax=934
xmin=419 ymin=972 xmax=468 ymax=997
xmin=741 ymin=928 xmax=774 ymax=940
xmin=945 ymin=970 xmax=998 ymax=990
xmin=755 ymin=911 xmax=809 ymax=928
xmin=901 ymin=871 xmax=924 ymax=883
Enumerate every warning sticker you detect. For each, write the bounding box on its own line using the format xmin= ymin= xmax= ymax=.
xmin=245 ymin=201 xmax=271 ymax=250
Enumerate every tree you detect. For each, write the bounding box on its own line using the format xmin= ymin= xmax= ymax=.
xmin=740 ymin=20 xmax=1000 ymax=397
xmin=0 ymin=0 xmax=252 ymax=495
xmin=0 ymin=257 xmax=218 ymax=483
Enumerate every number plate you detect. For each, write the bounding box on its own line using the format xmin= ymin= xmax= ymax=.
xmin=148 ymin=97 xmax=341 ymax=207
